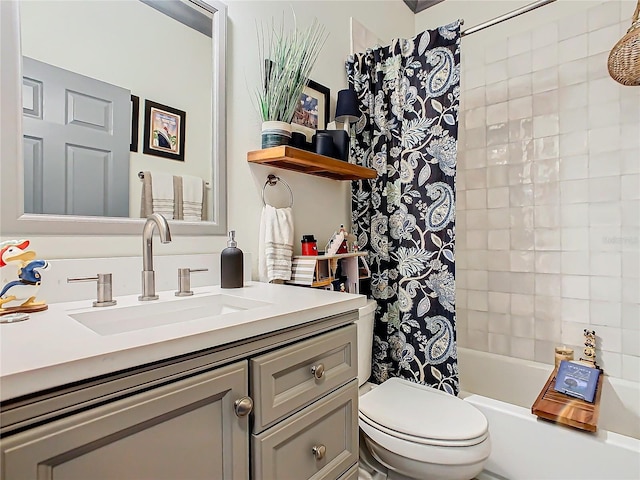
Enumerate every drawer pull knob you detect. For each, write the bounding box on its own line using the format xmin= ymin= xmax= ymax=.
xmin=312 ymin=444 xmax=326 ymax=460
xmin=234 ymin=396 xmax=253 ymax=417
xmin=311 ymin=363 xmax=325 ymax=380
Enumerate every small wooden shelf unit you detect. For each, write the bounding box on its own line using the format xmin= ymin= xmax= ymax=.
xmin=289 ymin=252 xmax=370 ymax=293
xmin=531 ymin=367 xmax=603 ymax=433
xmin=247 ymin=146 xmax=377 ymax=181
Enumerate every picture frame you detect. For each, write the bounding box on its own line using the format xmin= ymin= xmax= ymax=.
xmin=291 ymin=79 xmax=330 ymax=139
xmin=130 ymin=95 xmax=139 ymax=152
xmin=142 ymin=100 xmax=186 ymax=162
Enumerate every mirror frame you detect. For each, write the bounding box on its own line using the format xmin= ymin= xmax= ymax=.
xmin=0 ymin=0 xmax=227 ymax=236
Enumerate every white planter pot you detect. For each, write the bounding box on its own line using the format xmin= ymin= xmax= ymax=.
xmin=261 ymin=121 xmax=292 ymax=148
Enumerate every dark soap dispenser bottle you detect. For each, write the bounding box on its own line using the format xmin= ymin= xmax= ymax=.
xmin=221 ymin=230 xmax=243 ymax=288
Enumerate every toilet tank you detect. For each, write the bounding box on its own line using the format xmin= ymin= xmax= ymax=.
xmin=356 ymin=299 xmax=377 ymax=386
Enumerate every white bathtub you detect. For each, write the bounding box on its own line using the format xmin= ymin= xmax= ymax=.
xmin=458 ymin=348 xmax=640 ymax=480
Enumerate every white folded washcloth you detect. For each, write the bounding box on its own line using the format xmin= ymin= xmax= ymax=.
xmin=151 ymin=172 xmax=175 ymax=218
xmin=140 ymin=171 xmax=175 ymax=219
xmin=259 ymin=205 xmax=294 ymax=283
xmin=180 ymin=175 xmax=204 ymax=221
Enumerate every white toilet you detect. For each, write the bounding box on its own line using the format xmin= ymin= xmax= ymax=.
xmin=356 ymin=300 xmax=491 ymax=480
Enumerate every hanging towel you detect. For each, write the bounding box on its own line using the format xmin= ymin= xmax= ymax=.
xmin=179 ymin=175 xmax=205 ymax=222
xmin=140 ymin=171 xmax=176 ymax=219
xmin=173 ymin=176 xmax=183 ymax=220
xmin=259 ymin=204 xmax=294 ymax=283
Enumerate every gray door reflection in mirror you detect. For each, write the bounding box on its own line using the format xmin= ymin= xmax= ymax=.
xmin=22 ymin=57 xmax=130 ymax=217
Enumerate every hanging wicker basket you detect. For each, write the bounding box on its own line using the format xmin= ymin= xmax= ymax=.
xmin=608 ymin=0 xmax=640 ymax=86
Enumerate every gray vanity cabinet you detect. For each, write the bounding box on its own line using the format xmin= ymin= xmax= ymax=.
xmin=250 ymin=325 xmax=358 ymax=432
xmin=338 ymin=464 xmax=360 ymax=479
xmin=252 ymin=381 xmax=358 ymax=480
xmin=0 ymin=311 xmax=360 ymax=480
xmin=251 ymin=324 xmax=359 ymax=480
xmin=1 ymin=361 xmax=250 ymax=480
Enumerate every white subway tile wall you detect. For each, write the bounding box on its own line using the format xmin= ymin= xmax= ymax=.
xmin=456 ymin=1 xmax=640 ymax=382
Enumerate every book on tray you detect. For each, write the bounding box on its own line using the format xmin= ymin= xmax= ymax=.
xmin=553 ymin=360 xmax=600 ymax=403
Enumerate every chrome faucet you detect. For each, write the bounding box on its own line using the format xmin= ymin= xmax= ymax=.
xmin=139 ymin=213 xmax=172 ymax=301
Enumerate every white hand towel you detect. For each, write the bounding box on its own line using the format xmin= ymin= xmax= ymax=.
xmin=259 ymin=205 xmax=294 ymax=283
xmin=181 ymin=175 xmax=204 ymax=221
xmin=140 ymin=171 xmax=175 ymax=219
xmin=152 ymin=172 xmax=175 ymax=219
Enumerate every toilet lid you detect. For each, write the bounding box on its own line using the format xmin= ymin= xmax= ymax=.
xmin=359 ymin=378 xmax=488 ymax=442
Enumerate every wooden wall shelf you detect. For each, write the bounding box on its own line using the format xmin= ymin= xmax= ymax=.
xmin=247 ymin=146 xmax=377 ymax=181
xmin=531 ymin=367 xmax=603 ymax=433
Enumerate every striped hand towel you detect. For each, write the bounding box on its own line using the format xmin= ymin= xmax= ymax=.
xmin=259 ymin=205 xmax=294 ymax=283
xmin=140 ymin=171 xmax=175 ymax=219
xmin=180 ymin=175 xmax=204 ymax=221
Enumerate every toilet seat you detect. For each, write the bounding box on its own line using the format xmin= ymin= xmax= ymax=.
xmin=359 ymin=377 xmax=489 ymax=447
xmin=359 ymin=412 xmax=489 ymax=447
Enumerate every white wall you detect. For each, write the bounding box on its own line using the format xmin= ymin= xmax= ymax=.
xmin=417 ymin=0 xmax=640 ymax=383
xmin=226 ymin=0 xmax=414 ymax=275
xmin=2 ymin=0 xmax=414 ymax=277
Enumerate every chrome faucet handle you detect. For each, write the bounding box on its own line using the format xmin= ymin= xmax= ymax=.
xmin=67 ymin=273 xmax=117 ymax=307
xmin=175 ymin=268 xmax=208 ymax=296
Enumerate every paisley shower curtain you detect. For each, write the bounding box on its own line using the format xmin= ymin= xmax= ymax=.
xmin=347 ymin=21 xmax=461 ymax=395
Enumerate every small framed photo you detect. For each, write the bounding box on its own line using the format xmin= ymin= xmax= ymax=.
xmin=130 ymin=95 xmax=139 ymax=152
xmin=143 ymin=100 xmax=186 ymax=161
xmin=291 ymin=79 xmax=330 ymax=138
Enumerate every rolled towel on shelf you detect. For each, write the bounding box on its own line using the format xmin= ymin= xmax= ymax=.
xmin=178 ymin=175 xmax=205 ymax=222
xmin=140 ymin=171 xmax=176 ymax=219
xmin=259 ymin=204 xmax=294 ymax=283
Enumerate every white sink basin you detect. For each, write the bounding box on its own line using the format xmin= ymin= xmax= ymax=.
xmin=68 ymin=294 xmax=270 ymax=336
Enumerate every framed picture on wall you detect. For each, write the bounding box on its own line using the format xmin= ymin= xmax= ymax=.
xmin=142 ymin=100 xmax=186 ymax=161
xmin=130 ymin=95 xmax=139 ymax=152
xmin=291 ymin=79 xmax=330 ymax=138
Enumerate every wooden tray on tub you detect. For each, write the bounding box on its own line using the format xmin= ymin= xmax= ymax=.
xmin=531 ymin=366 xmax=603 ymax=433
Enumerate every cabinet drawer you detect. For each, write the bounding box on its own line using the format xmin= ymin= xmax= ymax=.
xmin=337 ymin=463 xmax=359 ymax=480
xmin=252 ymin=380 xmax=358 ymax=480
xmin=251 ymin=324 xmax=357 ymax=432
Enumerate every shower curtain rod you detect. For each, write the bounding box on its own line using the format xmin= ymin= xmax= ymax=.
xmin=461 ymin=0 xmax=557 ymax=37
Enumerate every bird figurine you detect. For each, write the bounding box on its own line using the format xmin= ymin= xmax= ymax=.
xmin=0 ymin=240 xmax=50 ymax=314
xmin=579 ymin=329 xmax=599 ymax=370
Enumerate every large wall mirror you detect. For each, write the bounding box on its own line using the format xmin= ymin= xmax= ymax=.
xmin=0 ymin=0 xmax=226 ymax=236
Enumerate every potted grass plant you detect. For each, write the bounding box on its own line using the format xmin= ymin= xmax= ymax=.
xmin=256 ymin=14 xmax=327 ymax=148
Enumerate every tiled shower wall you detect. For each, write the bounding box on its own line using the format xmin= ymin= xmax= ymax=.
xmin=455 ymin=1 xmax=640 ymax=382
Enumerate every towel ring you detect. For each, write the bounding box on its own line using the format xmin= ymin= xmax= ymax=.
xmin=262 ymin=174 xmax=293 ymax=208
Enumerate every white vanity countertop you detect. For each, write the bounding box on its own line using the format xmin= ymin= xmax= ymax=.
xmin=0 ymin=282 xmax=366 ymax=402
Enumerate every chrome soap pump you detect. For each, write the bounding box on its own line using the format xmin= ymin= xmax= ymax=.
xmin=221 ymin=230 xmax=243 ymax=288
